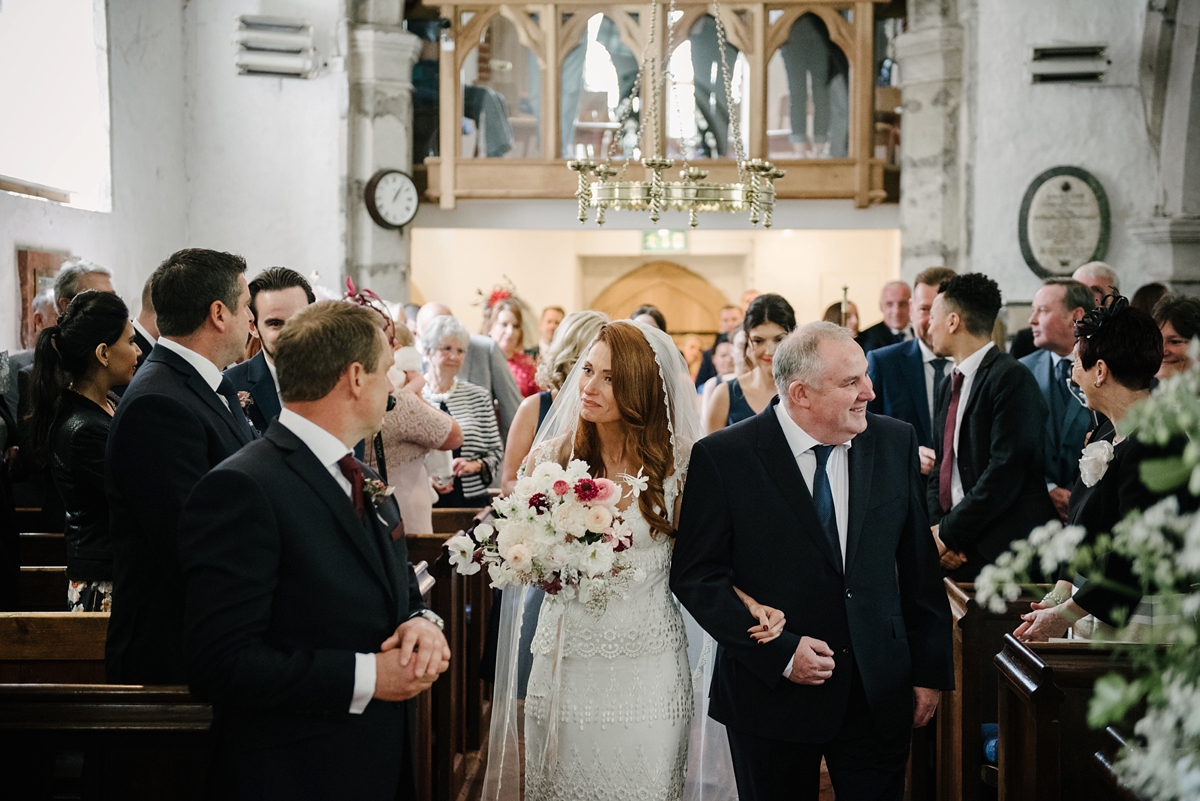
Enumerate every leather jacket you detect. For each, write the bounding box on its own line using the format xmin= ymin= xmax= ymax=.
xmin=50 ymin=391 xmax=115 ymax=581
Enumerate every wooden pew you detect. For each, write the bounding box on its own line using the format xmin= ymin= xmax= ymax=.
xmin=408 ymin=508 xmax=495 ymax=801
xmin=14 ymin=506 xmax=62 ymax=535
xmin=994 ymin=634 xmax=1147 ymax=801
xmin=19 ymin=566 xmax=67 ymax=612
xmin=1091 ymin=727 xmax=1141 ymax=801
xmin=935 ymin=580 xmax=1048 ymax=801
xmin=0 ymin=612 xmax=108 ymax=683
xmin=431 ymin=507 xmax=484 ymax=536
xmin=0 ymin=684 xmax=213 ymax=800
xmin=19 ymin=532 xmax=66 ymax=566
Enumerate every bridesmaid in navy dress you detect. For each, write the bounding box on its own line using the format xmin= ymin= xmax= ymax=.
xmin=702 ymin=293 xmax=796 ymax=433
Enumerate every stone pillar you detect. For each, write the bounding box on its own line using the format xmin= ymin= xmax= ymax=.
xmin=347 ymin=4 xmax=423 ymax=301
xmin=1131 ymin=0 xmax=1200 ymax=293
xmin=894 ymin=0 xmax=964 ymax=279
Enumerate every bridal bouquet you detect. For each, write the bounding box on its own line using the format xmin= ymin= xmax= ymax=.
xmin=445 ymin=459 xmax=646 ymax=611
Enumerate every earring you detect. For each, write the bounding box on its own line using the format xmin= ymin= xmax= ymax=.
xmin=1093 ymin=380 xmax=1102 ymax=388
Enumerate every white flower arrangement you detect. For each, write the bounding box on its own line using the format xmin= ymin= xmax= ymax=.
xmin=445 ymin=459 xmax=645 ymax=613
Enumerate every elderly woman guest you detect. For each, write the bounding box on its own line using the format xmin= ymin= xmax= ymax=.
xmin=1152 ymin=293 xmax=1200 ymax=379
xmin=1015 ymin=297 xmax=1185 ymax=642
xmin=703 ymin=294 xmax=796 ymax=434
xmin=488 ymin=298 xmax=539 ymax=397
xmin=501 ymin=310 xmax=608 ymax=495
xmin=26 ymin=291 xmax=141 ymax=611
xmin=368 ymin=320 xmax=463 ymax=534
xmin=422 ymin=315 xmax=504 ymax=508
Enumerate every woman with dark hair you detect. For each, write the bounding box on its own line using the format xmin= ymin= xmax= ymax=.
xmin=26 ymin=290 xmax=141 ymax=611
xmin=1015 ymin=296 xmax=1184 ymax=642
xmin=630 ymin=304 xmax=668 ymax=332
xmin=823 ymin=299 xmax=859 ymax=336
xmin=702 ymin=293 xmax=796 ymax=433
xmin=1152 ymin=293 xmax=1200 ymax=378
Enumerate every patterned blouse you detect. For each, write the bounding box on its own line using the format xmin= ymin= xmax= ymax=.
xmin=422 ymin=379 xmax=504 ymax=499
xmin=507 ymin=351 xmax=540 ymax=397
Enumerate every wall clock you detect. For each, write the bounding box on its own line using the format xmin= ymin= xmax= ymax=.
xmin=364 ymin=169 xmax=419 ymax=230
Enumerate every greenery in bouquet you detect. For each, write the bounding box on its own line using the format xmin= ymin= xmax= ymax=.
xmin=976 ymin=350 xmax=1200 ymax=800
xmin=445 ymin=459 xmax=648 ymax=613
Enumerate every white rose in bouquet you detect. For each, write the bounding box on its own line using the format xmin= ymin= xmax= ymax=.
xmin=506 ymin=543 xmax=533 ymax=570
xmin=514 ymin=475 xmax=541 ymax=498
xmin=496 ymin=519 xmax=536 ymax=554
xmin=552 ymin=503 xmax=588 ymax=537
xmin=533 ymin=461 xmax=562 ymax=481
xmin=584 ymin=505 xmax=614 ymax=532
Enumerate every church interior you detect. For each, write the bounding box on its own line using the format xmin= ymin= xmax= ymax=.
xmin=2 ymin=0 xmax=1199 ymax=799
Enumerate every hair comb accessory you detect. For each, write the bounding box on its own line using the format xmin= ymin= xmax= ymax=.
xmin=1075 ymin=293 xmax=1128 ymax=340
xmin=343 ymin=277 xmax=395 ymax=346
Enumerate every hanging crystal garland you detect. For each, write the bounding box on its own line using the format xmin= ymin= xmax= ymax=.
xmin=567 ymin=0 xmax=784 ymax=228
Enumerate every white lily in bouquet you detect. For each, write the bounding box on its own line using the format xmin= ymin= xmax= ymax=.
xmin=445 ymin=459 xmax=646 ymax=613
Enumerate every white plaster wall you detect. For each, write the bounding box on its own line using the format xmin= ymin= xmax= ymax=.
xmin=969 ymin=0 xmax=1160 ymax=302
xmin=0 ymin=0 xmax=188 ymax=350
xmin=411 ymin=227 xmax=900 ymax=334
xmin=183 ymin=0 xmax=348 ymax=284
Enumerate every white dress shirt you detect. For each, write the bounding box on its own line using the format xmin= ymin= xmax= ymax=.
xmin=774 ymin=403 xmax=852 ymax=678
xmin=154 ymin=337 xmax=227 ymax=409
xmin=917 ymin=338 xmax=953 ymax=425
xmin=890 ymin=325 xmax=914 ymax=342
xmin=275 ymin=409 xmax=375 ymax=715
xmin=949 ymin=342 xmax=994 ymax=508
xmin=265 ymin=354 xmax=282 ymax=396
xmin=132 ymin=318 xmax=157 ymax=347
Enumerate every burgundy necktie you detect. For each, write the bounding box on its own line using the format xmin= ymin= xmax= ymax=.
xmin=939 ymin=371 xmax=965 ymax=513
xmin=336 ymin=454 xmax=366 ymax=519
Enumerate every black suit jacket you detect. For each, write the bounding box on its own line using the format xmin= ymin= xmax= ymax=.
xmin=927 ymin=347 xmax=1056 ymax=577
xmin=671 ymin=402 xmax=953 ymax=744
xmin=105 ymin=345 xmax=252 ymax=684
xmin=866 ymin=339 xmax=936 ymax=448
xmin=223 ymin=351 xmax=280 ymax=433
xmin=179 ymin=423 xmax=425 ymax=796
xmin=856 ymin=321 xmax=905 ymax=353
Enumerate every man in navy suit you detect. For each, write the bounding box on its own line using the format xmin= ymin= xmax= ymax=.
xmin=1020 ymin=278 xmax=1095 ymax=520
xmin=105 ymin=249 xmax=255 ymax=684
xmin=180 ymin=301 xmax=449 ymax=799
xmin=673 ymin=323 xmax=953 ymax=801
xmin=856 ymin=281 xmax=913 ymax=353
xmin=224 ymin=267 xmax=315 ymax=433
xmin=866 ymin=267 xmax=957 ymax=475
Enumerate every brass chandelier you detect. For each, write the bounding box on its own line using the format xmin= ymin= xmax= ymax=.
xmin=567 ymin=0 xmax=784 ymax=228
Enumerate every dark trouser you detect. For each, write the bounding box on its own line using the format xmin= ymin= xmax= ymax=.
xmin=726 ymin=667 xmax=910 ymax=801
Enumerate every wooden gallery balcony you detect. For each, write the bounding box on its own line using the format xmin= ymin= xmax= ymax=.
xmin=415 ymin=0 xmax=900 ymax=209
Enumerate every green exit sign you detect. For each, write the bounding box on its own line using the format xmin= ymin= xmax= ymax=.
xmin=642 ymin=230 xmax=688 ymax=252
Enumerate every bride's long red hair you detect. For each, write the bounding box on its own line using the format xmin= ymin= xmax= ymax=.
xmin=573 ymin=321 xmax=676 ymax=538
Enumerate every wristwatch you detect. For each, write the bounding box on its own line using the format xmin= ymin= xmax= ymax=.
xmin=409 ymin=609 xmax=444 ymax=631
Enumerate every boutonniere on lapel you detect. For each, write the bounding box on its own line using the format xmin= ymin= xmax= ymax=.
xmin=363 ymin=478 xmax=396 ymax=506
xmin=1078 ymin=440 xmax=1115 ymax=487
xmin=237 ymin=390 xmax=254 ymax=409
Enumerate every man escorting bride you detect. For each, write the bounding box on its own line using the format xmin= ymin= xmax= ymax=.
xmin=481 ymin=319 xmax=953 ymax=801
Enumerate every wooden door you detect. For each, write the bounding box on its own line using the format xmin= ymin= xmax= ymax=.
xmin=589 ymin=261 xmax=730 ymax=346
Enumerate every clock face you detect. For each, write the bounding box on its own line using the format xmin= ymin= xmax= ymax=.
xmin=367 ymin=170 xmax=419 ymax=229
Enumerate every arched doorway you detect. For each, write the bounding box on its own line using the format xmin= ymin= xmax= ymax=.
xmin=590 ymin=261 xmax=731 ymax=345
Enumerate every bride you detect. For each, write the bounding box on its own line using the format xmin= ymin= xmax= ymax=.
xmin=484 ymin=320 xmax=784 ymax=801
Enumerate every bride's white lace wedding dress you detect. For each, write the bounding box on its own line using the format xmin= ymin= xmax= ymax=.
xmin=523 ymin=475 xmax=692 ymax=801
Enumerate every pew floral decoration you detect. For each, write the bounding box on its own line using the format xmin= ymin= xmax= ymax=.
xmin=363 ymin=478 xmax=395 ymax=506
xmin=1078 ymin=439 xmax=1116 ymax=487
xmin=976 ymin=340 xmax=1200 ymax=801
xmin=445 ymin=459 xmax=645 ymax=614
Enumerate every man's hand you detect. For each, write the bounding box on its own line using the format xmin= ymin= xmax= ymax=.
xmin=787 ymin=636 xmax=836 ymax=685
xmin=381 ymin=617 xmax=452 ymax=679
xmin=913 ymin=687 xmax=940 ymax=728
xmin=918 ymin=446 xmax=936 ymax=476
xmin=940 ymin=550 xmax=967 ymax=570
xmin=1048 ymin=487 xmax=1071 ymax=521
xmin=373 ymin=648 xmax=444 ymax=701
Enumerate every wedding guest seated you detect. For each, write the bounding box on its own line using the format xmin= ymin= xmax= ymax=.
xmin=224 ymin=267 xmax=315 ymax=433
xmin=27 ymin=291 xmax=141 ymax=611
xmin=501 ymin=310 xmax=608 ymax=495
xmin=368 ymin=320 xmax=462 ymax=535
xmin=1151 ymin=293 xmax=1200 ymax=379
xmin=703 ymin=294 xmax=796 ymax=434
xmin=487 ymin=297 xmax=539 ymax=397
xmin=415 ymin=302 xmax=521 ymax=440
xmin=823 ymin=299 xmax=860 ymax=336
xmin=1014 ymin=297 xmax=1187 ymax=642
xmin=420 ymin=315 xmax=504 ymax=508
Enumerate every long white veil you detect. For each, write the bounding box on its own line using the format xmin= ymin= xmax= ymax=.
xmin=481 ymin=320 xmax=736 ymax=800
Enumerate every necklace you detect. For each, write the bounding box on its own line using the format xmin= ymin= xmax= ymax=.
xmin=424 ymin=378 xmax=457 ymax=404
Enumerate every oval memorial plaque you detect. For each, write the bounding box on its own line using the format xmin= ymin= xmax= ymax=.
xmin=1018 ymin=166 xmax=1110 ymax=278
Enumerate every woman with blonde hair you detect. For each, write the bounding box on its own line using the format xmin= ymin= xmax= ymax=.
xmin=500 ymin=310 xmax=608 ymax=495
